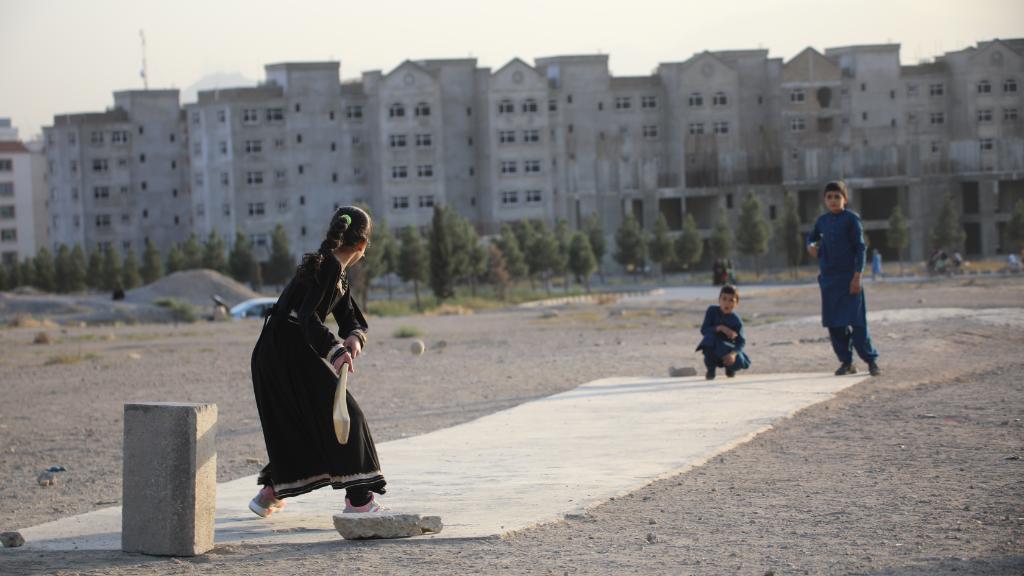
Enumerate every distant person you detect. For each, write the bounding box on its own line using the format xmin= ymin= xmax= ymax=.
xmin=871 ymin=249 xmax=883 ymax=281
xmin=695 ymin=284 xmax=750 ymax=380
xmin=807 ymin=181 xmax=880 ymax=377
xmin=249 ymin=206 xmax=385 ymax=518
xmin=111 ymin=284 xmax=125 ymax=301
xmin=1008 ymin=252 xmax=1022 ymax=273
xmin=952 ymin=251 xmax=963 ymax=274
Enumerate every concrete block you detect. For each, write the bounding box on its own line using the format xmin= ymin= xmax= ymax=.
xmin=332 ymin=513 xmax=443 ymax=539
xmin=122 ymin=402 xmax=217 ymax=556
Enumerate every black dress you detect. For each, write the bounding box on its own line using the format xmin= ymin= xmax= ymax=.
xmin=251 ymin=255 xmax=385 ymax=500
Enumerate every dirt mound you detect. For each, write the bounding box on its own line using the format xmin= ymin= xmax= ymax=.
xmin=126 ymin=269 xmax=262 ymax=308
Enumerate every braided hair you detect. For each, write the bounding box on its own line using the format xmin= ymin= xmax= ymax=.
xmin=297 ymin=206 xmax=373 ymax=282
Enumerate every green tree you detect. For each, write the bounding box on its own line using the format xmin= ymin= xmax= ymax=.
xmin=202 ymin=231 xmax=228 ymax=273
xmin=86 ymin=250 xmax=103 ymax=289
xmin=932 ymin=193 xmax=966 ymax=253
xmin=568 ymin=231 xmax=597 ymax=292
xmin=487 ymin=244 xmax=511 ymax=300
xmin=531 ymin=222 xmax=560 ymax=295
xmin=675 ymin=214 xmax=703 ymax=271
xmin=710 ymin=214 xmax=733 ymax=261
xmin=166 ymin=244 xmax=185 ymax=275
xmin=228 ymin=232 xmax=256 ymax=285
xmin=101 ymin=247 xmax=122 ymax=291
xmin=0 ymin=263 xmax=6 ymax=291
xmin=182 ymin=234 xmax=203 ymax=270
xmin=553 ymin=219 xmax=572 ymax=293
xmin=141 ymin=239 xmax=162 ymax=285
xmin=33 ymin=247 xmax=55 ymax=292
xmin=373 ymin=221 xmax=400 ymax=299
xmin=520 ymin=221 xmax=543 ymax=290
xmin=584 ymin=215 xmax=606 ymax=282
xmin=121 ymin=250 xmax=142 ymax=290
xmin=446 ymin=211 xmax=472 ymax=288
xmin=19 ymin=258 xmax=35 ymax=288
xmin=428 ymin=206 xmax=455 ymax=301
xmin=648 ymin=213 xmax=675 ymax=277
xmin=68 ymin=245 xmax=87 ymax=292
xmin=453 ymin=218 xmax=485 ymax=297
xmin=887 ymin=205 xmax=910 ymax=275
xmin=1004 ymin=200 xmax=1024 ymax=255
xmin=398 ymin=226 xmax=428 ymax=311
xmin=614 ymin=215 xmax=646 ymax=276
xmin=495 ymin=224 xmax=528 ymax=282
xmin=777 ymin=192 xmax=803 ymax=277
xmin=54 ymin=245 xmax=72 ymax=293
xmin=736 ymin=194 xmax=772 ymax=278
xmin=265 ymin=225 xmax=294 ymax=285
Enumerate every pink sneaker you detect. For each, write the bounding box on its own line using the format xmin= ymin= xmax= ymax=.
xmin=248 ymin=486 xmax=285 ymax=518
xmin=343 ymin=494 xmax=385 ymax=513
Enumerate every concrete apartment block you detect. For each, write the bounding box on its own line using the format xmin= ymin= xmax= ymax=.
xmin=0 ymin=119 xmax=47 ymax=265
xmin=122 ymin=402 xmax=217 ymax=556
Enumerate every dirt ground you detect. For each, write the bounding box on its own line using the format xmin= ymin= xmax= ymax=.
xmin=1 ymin=276 xmax=1022 ymax=575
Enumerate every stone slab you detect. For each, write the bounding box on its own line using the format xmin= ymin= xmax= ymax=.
xmin=332 ymin=513 xmax=442 ymax=540
xmin=17 ymin=372 xmax=865 ymax=550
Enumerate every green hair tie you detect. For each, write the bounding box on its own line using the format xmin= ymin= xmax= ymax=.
xmin=340 ymin=214 xmax=352 ymax=226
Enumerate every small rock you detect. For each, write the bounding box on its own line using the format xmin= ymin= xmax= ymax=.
xmin=333 ymin=513 xmax=442 ymax=539
xmin=434 ymin=340 xmax=447 ymax=349
xmin=541 ymin=310 xmax=559 ymax=319
xmin=645 ymin=532 xmax=658 ymax=544
xmin=33 ymin=332 xmax=53 ymax=345
xmin=648 ymin=518 xmax=657 ymax=525
xmin=608 ymin=309 xmax=624 ymax=317
xmin=669 ymin=366 xmax=698 ymax=377
xmin=1 ymin=531 xmax=25 ymax=548
xmin=1004 ymin=455 xmax=1020 ymax=461
xmin=245 ymin=457 xmax=262 ymax=465
xmin=918 ymin=298 xmax=926 ymax=304
xmin=917 ymin=413 xmax=938 ymax=419
xmin=410 ymin=340 xmax=425 ymax=356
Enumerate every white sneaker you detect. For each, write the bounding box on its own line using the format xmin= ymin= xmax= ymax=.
xmin=248 ymin=486 xmax=285 ymax=518
xmin=343 ymin=494 xmax=385 ymax=513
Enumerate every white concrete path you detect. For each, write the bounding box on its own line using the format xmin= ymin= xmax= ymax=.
xmin=19 ymin=372 xmax=866 ymax=550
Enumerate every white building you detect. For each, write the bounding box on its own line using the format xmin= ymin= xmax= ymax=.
xmin=0 ymin=119 xmax=47 ymax=266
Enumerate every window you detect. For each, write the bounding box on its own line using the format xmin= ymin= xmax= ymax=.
xmin=418 ymin=195 xmax=435 ymax=208
xmin=501 ymin=191 xmax=519 ymax=206
xmin=0 ymin=183 xmax=12 ymax=197
xmin=790 ymin=89 xmax=805 ymax=103
xmin=500 ymin=161 xmax=518 ymax=175
xmin=242 ymin=109 xmax=259 ymax=124
xmin=246 ymin=171 xmax=264 ymax=185
xmin=1005 ymin=78 xmax=1019 ymax=93
xmin=392 ymin=196 xmax=409 ymax=210
xmin=275 ymin=169 xmax=286 ymax=182
xmin=95 ymin=214 xmax=111 ymax=229
xmin=415 ymin=133 xmax=432 ymax=147
xmin=331 ymin=142 xmax=337 ymax=152
xmin=389 ymin=134 xmax=407 ymax=148
xmin=245 ymin=140 xmax=263 ymax=154
xmin=712 ymin=92 xmax=728 ymax=106
xmin=523 ymin=129 xmax=540 ymax=143
xmin=641 ymin=95 xmax=657 ymax=109
xmin=417 ymin=164 xmax=434 ymax=178
xmin=294 ymin=102 xmax=301 ymax=113
xmin=90 ymin=131 xmax=104 ymax=145
xmin=223 ymin=204 xmax=231 ymax=216
xmin=266 ymin=108 xmax=284 ymax=122
xmin=977 ymin=109 xmax=993 ymax=123
xmin=688 ymin=123 xmax=705 ymax=135
xmin=522 ymin=98 xmax=539 ymax=113
xmin=297 ymin=165 xmax=305 ymax=175
xmin=1005 ymin=108 xmax=1019 ymax=122
xmin=499 ymin=130 xmax=516 ymax=144
xmin=220 ymin=172 xmax=229 ymax=186
xmin=391 ymin=165 xmax=408 ymax=179
xmin=0 ymin=229 xmax=15 ymax=242
xmin=274 ymin=138 xmax=285 ymax=150
xmin=92 ymin=159 xmax=109 ymax=173
xmin=351 ymin=135 xmax=361 ymax=146
xmin=614 ymin=97 xmax=632 ymax=110
xmin=862 ymin=112 xmax=868 ymax=121
xmin=525 ymin=189 xmax=542 ymax=204
xmin=93 ymin=186 xmax=110 ymax=199
xmin=414 ymin=102 xmax=431 ymax=117
xmin=0 ymin=159 xmax=12 ymax=172
xmin=790 ymin=117 xmax=806 ymax=132
xmin=929 ymin=83 xmax=944 ymax=97
xmin=642 ymin=125 xmax=658 ymax=139
xmin=930 ymin=112 xmax=945 ymax=125
xmin=524 ymin=160 xmax=541 ymax=173
xmin=498 ymin=99 xmax=515 ymax=114
xmin=217 ymin=110 xmax=226 ymax=123
xmin=907 ymin=84 xmax=919 ymax=97
xmin=979 ymin=138 xmax=994 ymax=152
xmin=346 ymin=105 xmax=363 ymax=120
xmin=389 ymin=103 xmax=405 ymax=118
xmin=190 ymin=112 xmax=200 ymax=126
xmin=139 ymin=153 xmax=146 ymax=164
xmin=247 ymin=202 xmax=265 ymax=216
xmin=860 ymin=83 xmax=866 ymax=92
xmin=111 ymin=131 xmax=129 ymax=145
xmin=219 ymin=141 xmax=227 ymax=155
xmin=278 ymin=199 xmax=288 ymax=212
xmin=296 ymin=133 xmax=303 ymax=144
xmin=977 ymin=80 xmax=991 ymax=94
xmin=688 ymin=92 xmax=704 ymax=107
xmin=713 ymin=121 xmax=729 ymax=135
xmin=930 ymin=141 xmax=941 ymax=155
xmin=549 ymin=99 xmax=558 ymax=112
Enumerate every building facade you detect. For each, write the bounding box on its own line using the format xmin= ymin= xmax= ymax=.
xmin=42 ymin=38 xmax=1024 ymax=270
xmin=0 ymin=119 xmax=47 ymax=266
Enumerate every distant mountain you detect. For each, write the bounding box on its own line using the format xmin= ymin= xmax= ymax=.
xmin=180 ymin=72 xmax=258 ymax=105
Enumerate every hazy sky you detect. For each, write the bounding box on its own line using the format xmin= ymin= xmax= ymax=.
xmin=2 ymin=0 xmax=1022 ymax=139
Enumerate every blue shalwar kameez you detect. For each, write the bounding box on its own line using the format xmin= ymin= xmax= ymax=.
xmin=807 ymin=209 xmax=879 ymax=365
xmin=695 ymin=305 xmax=751 ymax=373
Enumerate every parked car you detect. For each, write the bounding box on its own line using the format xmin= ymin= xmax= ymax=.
xmin=229 ymin=297 xmax=278 ymax=319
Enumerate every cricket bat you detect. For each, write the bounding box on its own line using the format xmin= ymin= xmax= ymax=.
xmin=333 ymin=363 xmax=351 ymax=444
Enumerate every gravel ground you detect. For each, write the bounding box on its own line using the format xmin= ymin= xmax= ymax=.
xmin=1 ymin=276 xmax=1022 ymax=575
